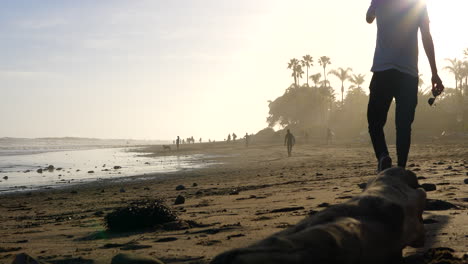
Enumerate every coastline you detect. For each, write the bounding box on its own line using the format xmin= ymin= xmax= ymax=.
xmin=0 ymin=142 xmax=466 ymax=263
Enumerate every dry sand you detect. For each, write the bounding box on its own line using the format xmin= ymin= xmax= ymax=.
xmin=0 ymin=142 xmax=466 ymax=263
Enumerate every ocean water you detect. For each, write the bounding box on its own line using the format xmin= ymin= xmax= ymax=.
xmin=0 ymin=138 xmax=213 ymax=193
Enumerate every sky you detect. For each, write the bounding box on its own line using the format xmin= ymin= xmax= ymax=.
xmin=1 ymin=0 xmax=467 ymax=140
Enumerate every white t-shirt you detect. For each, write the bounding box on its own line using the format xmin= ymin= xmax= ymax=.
xmin=370 ymin=0 xmax=430 ymax=77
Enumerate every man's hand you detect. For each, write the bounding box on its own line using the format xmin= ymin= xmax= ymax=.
xmin=431 ymin=74 xmax=444 ymax=97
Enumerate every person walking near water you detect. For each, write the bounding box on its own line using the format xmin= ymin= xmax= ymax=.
xmin=284 ymin=129 xmax=295 ymax=157
xmin=176 ymin=136 xmax=180 ymax=150
xmin=366 ymin=0 xmax=444 ymax=171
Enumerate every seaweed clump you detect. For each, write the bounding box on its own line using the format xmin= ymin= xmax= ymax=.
xmin=105 ymin=199 xmax=177 ymax=232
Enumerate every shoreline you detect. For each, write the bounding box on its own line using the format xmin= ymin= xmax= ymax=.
xmin=0 ymin=142 xmax=466 ymax=263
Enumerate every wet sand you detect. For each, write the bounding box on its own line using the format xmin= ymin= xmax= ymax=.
xmin=0 ymin=142 xmax=466 ymax=263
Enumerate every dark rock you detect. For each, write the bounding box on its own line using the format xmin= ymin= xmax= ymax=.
xmin=11 ymin=253 xmax=47 ymax=264
xmin=70 ymin=190 xmax=78 ymax=194
xmin=357 ymin=183 xmax=367 ymax=190
xmin=3 ymin=176 xmax=8 ymax=180
xmin=174 ymin=195 xmax=185 ymax=205
xmin=421 ymin=183 xmax=437 ymax=192
xmin=192 ymin=183 xmax=198 ymax=187
xmin=88 ymin=170 xmax=94 ymax=174
xmin=446 ymin=166 xmax=453 ymax=170
xmin=318 ymin=203 xmax=330 ymax=208
xmin=270 ymin=206 xmax=304 ymax=213
xmin=111 ymin=253 xmax=164 ymax=264
xmin=121 ymin=244 xmax=152 ymax=251
xmin=37 ymin=168 xmax=43 ymax=173
xmin=175 ymin=185 xmax=185 ymax=191
xmin=408 ymin=163 xmax=416 ymax=167
xmin=227 ymin=234 xmax=245 ymax=240
xmin=114 ymin=166 xmax=122 ymax=170
xmin=464 ymin=179 xmax=468 ymax=184
xmin=0 ymin=247 xmax=22 ymax=253
xmin=417 ymin=176 xmax=427 ymax=180
xmin=155 ymin=237 xmax=178 ymax=242
xmin=144 ymin=162 xmax=150 ymax=165
xmin=229 ymin=189 xmax=240 ymax=195
xmin=425 ymin=199 xmax=457 ymax=211
xmin=412 ymin=168 xmax=421 ymax=172
xmin=56 ymin=167 xmax=62 ymax=171
xmin=47 ymin=165 xmax=55 ymax=171
xmin=316 ymin=172 xmax=323 ymax=176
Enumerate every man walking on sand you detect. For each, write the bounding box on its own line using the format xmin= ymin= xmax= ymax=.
xmin=284 ymin=129 xmax=295 ymax=157
xmin=366 ymin=0 xmax=444 ymax=172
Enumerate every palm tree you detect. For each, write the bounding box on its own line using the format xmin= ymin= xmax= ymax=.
xmin=301 ymin=55 xmax=313 ymax=86
xmin=318 ymin=56 xmax=332 ymax=87
xmin=329 ymin=67 xmax=353 ymax=104
xmin=295 ymin=64 xmax=304 ymax=86
xmin=309 ymin=73 xmax=322 ymax=88
xmin=287 ymin=58 xmax=300 ymax=87
xmin=444 ymin=58 xmax=462 ymax=92
xmin=348 ymin=73 xmax=366 ymax=89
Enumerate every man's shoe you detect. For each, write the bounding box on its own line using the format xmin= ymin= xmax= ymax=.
xmin=378 ymin=155 xmax=392 ymax=172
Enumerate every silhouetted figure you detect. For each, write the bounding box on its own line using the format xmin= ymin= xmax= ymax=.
xmin=232 ymin=133 xmax=237 ymax=141
xmin=191 ymin=136 xmax=195 ymax=144
xmin=304 ymin=131 xmax=309 ymax=144
xmin=366 ymin=0 xmax=443 ymax=171
xmin=244 ymin=133 xmax=249 ymax=147
xmin=176 ymin=136 xmax=180 ymax=150
xmin=199 ymin=138 xmax=202 ymax=143
xmin=227 ymin=134 xmax=231 ymax=142
xmin=327 ymin=128 xmax=334 ymax=145
xmin=284 ymin=129 xmax=295 ymax=157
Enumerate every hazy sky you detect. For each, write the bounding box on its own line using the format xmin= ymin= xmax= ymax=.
xmin=1 ymin=0 xmax=467 ymax=140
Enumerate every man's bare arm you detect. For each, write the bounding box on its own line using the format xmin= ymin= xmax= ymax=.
xmin=420 ymin=21 xmax=444 ymax=95
xmin=366 ymin=5 xmax=376 ymax=23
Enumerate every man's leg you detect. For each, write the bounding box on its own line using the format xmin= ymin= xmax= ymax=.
xmin=394 ymin=72 xmax=418 ymax=168
xmin=367 ymin=70 xmax=395 ymax=163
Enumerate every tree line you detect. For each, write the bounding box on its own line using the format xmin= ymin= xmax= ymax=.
xmin=265 ymin=51 xmax=468 ymax=143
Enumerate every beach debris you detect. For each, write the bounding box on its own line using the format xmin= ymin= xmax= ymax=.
xmin=421 ymin=183 xmax=437 ymax=192
xmin=174 ymin=195 xmax=185 ymax=205
xmin=47 ymin=165 xmax=54 ymax=171
xmin=114 ymin=166 xmax=122 ymax=170
xmin=175 ymin=185 xmax=186 ymax=191
xmin=425 ymin=199 xmax=457 ymax=211
xmin=2 ymin=176 xmax=8 ymax=180
xmin=88 ymin=170 xmax=94 ymax=173
xmin=105 ymin=199 xmax=177 ymax=232
xmin=11 ymin=253 xmax=47 ymax=264
xmin=111 ymin=253 xmax=164 ymax=264
xmin=36 ymin=168 xmax=43 ymax=174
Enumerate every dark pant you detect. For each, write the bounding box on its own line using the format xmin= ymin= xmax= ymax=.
xmin=367 ymin=69 xmax=418 ymax=168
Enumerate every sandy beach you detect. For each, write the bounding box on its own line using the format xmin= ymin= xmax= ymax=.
xmin=0 ymin=141 xmax=466 ymax=263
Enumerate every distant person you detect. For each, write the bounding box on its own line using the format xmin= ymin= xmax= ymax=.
xmin=326 ymin=128 xmax=334 ymax=145
xmin=176 ymin=136 xmax=180 ymax=150
xmin=366 ymin=0 xmax=444 ymax=171
xmin=191 ymin=136 xmax=195 ymax=144
xmin=244 ymin=133 xmax=249 ymax=147
xmin=199 ymin=138 xmax=202 ymax=143
xmin=232 ymin=133 xmax=237 ymax=141
xmin=227 ymin=134 xmax=231 ymax=142
xmin=284 ymin=129 xmax=295 ymax=157
xmin=304 ymin=131 xmax=309 ymax=144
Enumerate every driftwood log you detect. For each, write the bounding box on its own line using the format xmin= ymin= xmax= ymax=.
xmin=211 ymin=167 xmax=426 ymax=264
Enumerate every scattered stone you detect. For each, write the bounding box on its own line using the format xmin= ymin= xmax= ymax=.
xmin=318 ymin=203 xmax=330 ymax=208
xmin=0 ymin=247 xmax=22 ymax=253
xmin=3 ymin=176 xmax=8 ymax=180
xmin=88 ymin=171 xmax=94 ymax=174
xmin=408 ymin=163 xmax=416 ymax=167
xmin=316 ymin=172 xmax=323 ymax=176
xmin=421 ymin=183 xmax=437 ymax=192
xmin=47 ymin=165 xmax=55 ymax=171
xmin=357 ymin=183 xmax=367 ymax=190
xmin=425 ymin=199 xmax=457 ymax=211
xmin=155 ymin=237 xmax=178 ymax=243
xmin=270 ymin=206 xmax=304 ymax=213
xmin=37 ymin=168 xmax=43 ymax=174
xmin=464 ymin=179 xmax=468 ymax=184
xmin=94 ymin=211 xmax=104 ymax=217
xmin=144 ymin=162 xmax=150 ymax=165
xmin=175 ymin=185 xmax=185 ymax=191
xmin=412 ymin=168 xmax=421 ymax=172
xmin=144 ymin=187 xmax=150 ymax=190
xmin=174 ymin=195 xmax=185 ymax=205
xmin=56 ymin=167 xmax=62 ymax=171
xmin=111 ymin=253 xmax=164 ymax=264
xmin=11 ymin=253 xmax=47 ymax=264
xmin=23 ymin=170 xmax=31 ymax=173
xmin=227 ymin=233 xmax=245 ymax=240
xmin=229 ymin=189 xmax=240 ymax=195
xmin=120 ymin=244 xmax=152 ymax=250
xmin=192 ymin=183 xmax=198 ymax=187
xmin=417 ymin=176 xmax=427 ymax=180
xmin=446 ymin=166 xmax=453 ymax=170
xmin=114 ymin=166 xmax=122 ymax=170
